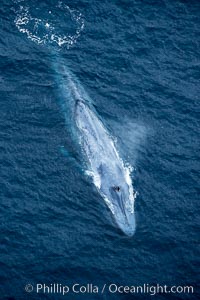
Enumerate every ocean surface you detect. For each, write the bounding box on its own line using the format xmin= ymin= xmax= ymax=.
xmin=0 ymin=0 xmax=199 ymax=299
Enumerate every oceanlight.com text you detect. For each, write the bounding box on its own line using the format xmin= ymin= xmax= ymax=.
xmin=25 ymin=283 xmax=194 ymax=296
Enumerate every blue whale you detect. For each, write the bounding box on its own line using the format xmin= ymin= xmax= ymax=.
xmin=55 ymin=62 xmax=136 ymax=236
xmin=13 ymin=3 xmax=137 ymax=235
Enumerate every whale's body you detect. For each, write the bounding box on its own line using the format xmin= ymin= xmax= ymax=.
xmin=60 ymin=68 xmax=136 ymax=236
xmin=14 ymin=4 xmax=136 ymax=235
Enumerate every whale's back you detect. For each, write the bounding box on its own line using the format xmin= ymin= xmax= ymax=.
xmin=75 ymin=101 xmax=119 ymax=165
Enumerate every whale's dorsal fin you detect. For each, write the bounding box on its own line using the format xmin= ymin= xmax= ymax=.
xmin=98 ymin=163 xmax=105 ymax=175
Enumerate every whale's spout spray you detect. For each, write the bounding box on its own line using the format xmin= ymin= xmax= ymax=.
xmin=14 ymin=1 xmax=137 ymax=236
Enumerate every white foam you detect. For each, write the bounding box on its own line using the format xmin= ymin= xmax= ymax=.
xmin=103 ymin=195 xmax=115 ymax=215
xmin=14 ymin=3 xmax=84 ymax=48
xmin=85 ymin=170 xmax=101 ymax=189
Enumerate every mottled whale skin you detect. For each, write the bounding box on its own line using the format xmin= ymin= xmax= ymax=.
xmin=56 ymin=63 xmax=136 ymax=236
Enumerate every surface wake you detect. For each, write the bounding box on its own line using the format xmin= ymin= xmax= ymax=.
xmin=14 ymin=1 xmax=84 ymax=47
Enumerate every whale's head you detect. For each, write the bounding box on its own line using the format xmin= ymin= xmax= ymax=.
xmin=98 ymin=163 xmax=136 ymax=236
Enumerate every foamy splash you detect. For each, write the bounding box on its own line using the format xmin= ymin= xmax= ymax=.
xmin=124 ymin=164 xmax=137 ymax=213
xmin=14 ymin=1 xmax=84 ymax=48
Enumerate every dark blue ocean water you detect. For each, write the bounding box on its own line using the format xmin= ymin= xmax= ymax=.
xmin=0 ymin=0 xmax=199 ymax=299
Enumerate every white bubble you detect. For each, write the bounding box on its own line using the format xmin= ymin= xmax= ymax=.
xmin=14 ymin=2 xmax=84 ymax=48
